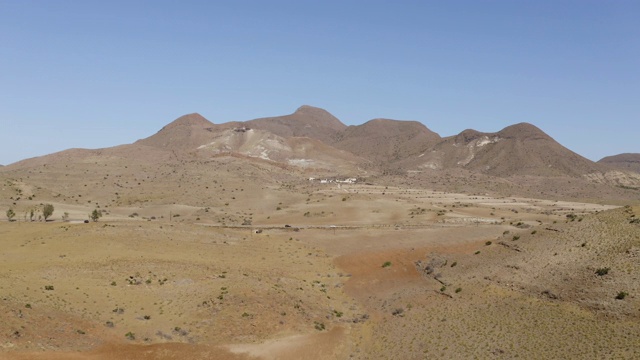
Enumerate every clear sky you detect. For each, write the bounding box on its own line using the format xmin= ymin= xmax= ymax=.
xmin=1 ymin=0 xmax=638 ymax=165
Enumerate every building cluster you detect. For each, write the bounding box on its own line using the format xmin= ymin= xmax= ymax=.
xmin=308 ymin=177 xmax=357 ymax=184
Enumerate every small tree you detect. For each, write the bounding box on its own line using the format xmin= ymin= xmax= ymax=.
xmin=29 ymin=209 xmax=35 ymax=222
xmin=62 ymin=212 xmax=70 ymax=221
xmin=90 ymin=209 xmax=102 ymax=222
xmin=6 ymin=209 xmax=15 ymax=222
xmin=42 ymin=204 xmax=54 ymax=221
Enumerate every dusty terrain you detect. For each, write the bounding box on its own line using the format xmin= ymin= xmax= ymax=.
xmin=2 ymin=179 xmax=638 ymax=359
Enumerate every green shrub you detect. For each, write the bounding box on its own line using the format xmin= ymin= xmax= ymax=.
xmin=43 ymin=204 xmax=54 ymax=221
xmin=6 ymin=209 xmax=15 ymax=222
xmin=382 ymin=261 xmax=392 ymax=268
xmin=90 ymin=209 xmax=102 ymax=222
xmin=616 ymin=291 xmax=628 ymax=300
xmin=595 ymin=267 xmax=610 ymax=276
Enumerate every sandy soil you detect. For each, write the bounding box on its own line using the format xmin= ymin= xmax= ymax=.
xmin=1 ymin=182 xmax=638 ymax=359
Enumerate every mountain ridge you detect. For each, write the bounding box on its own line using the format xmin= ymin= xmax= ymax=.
xmin=3 ymin=105 xmax=638 ymax=194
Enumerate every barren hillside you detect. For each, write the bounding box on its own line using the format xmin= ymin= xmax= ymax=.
xmin=136 ymin=113 xmax=220 ymax=151
xmin=243 ymin=105 xmax=347 ymax=144
xmin=331 ymin=118 xmax=441 ymax=168
xmin=599 ymin=153 xmax=640 ymax=174
xmin=412 ymin=123 xmax=604 ymax=177
xmin=194 ymin=127 xmax=368 ymax=173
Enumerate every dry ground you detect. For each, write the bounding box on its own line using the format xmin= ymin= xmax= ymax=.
xmin=1 ymin=183 xmax=638 ymax=359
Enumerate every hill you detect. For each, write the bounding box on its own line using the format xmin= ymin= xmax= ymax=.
xmin=243 ymin=105 xmax=347 ymax=144
xmin=135 ymin=113 xmax=219 ymax=151
xmin=331 ymin=118 xmax=440 ymax=168
xmin=411 ymin=123 xmax=605 ymax=177
xmin=598 ymin=153 xmax=640 ymax=173
xmin=194 ymin=127 xmax=367 ymax=173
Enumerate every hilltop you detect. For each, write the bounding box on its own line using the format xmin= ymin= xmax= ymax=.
xmin=243 ymin=105 xmax=347 ymax=144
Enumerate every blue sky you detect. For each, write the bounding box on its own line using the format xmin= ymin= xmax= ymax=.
xmin=1 ymin=0 xmax=638 ymax=165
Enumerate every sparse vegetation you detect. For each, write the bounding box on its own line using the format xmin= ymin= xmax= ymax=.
xmin=42 ymin=203 xmax=54 ymax=221
xmin=615 ymin=291 xmax=628 ymax=300
xmin=90 ymin=208 xmax=102 ymax=222
xmin=6 ymin=208 xmax=15 ymax=222
xmin=0 ymin=149 xmax=637 ymax=359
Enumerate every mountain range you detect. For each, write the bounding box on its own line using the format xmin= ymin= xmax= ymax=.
xmin=2 ymin=105 xmax=639 ymax=203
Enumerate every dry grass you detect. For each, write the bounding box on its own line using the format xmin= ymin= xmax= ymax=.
xmin=1 ymin=161 xmax=639 ymax=359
